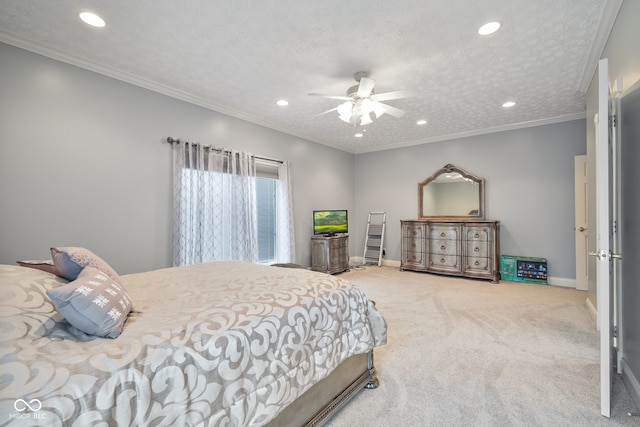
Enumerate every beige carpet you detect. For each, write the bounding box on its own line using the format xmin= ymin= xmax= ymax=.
xmin=326 ymin=266 xmax=639 ymax=427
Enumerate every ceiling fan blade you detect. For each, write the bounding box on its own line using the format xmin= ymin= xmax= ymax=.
xmin=370 ymin=89 xmax=414 ymax=102
xmin=378 ymin=102 xmax=406 ymax=118
xmin=308 ymin=93 xmax=351 ymax=101
xmin=357 ymin=77 xmax=376 ymax=98
xmin=316 ymin=106 xmax=340 ymax=116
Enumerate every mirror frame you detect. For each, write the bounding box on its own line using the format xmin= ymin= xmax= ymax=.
xmin=418 ymin=163 xmax=485 ymax=220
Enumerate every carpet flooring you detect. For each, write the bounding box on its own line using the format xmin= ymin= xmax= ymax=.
xmin=325 ymin=266 xmax=639 ymax=427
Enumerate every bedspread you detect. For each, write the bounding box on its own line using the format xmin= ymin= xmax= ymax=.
xmin=0 ymin=261 xmax=386 ymax=426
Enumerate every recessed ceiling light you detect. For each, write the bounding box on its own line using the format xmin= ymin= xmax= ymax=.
xmin=355 ymin=133 xmax=364 ymax=138
xmin=502 ymin=101 xmax=516 ymax=108
xmin=478 ymin=21 xmax=500 ymax=36
xmin=79 ymin=12 xmax=106 ymax=28
xmin=416 ymin=119 xmax=428 ymax=125
xmin=276 ymin=99 xmax=288 ymax=107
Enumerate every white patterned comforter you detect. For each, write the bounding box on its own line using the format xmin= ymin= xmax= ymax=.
xmin=0 ymin=262 xmax=386 ymax=426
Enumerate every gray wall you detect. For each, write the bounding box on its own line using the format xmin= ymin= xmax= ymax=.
xmin=586 ymin=0 xmax=640 ymax=405
xmin=353 ymin=120 xmax=586 ymax=283
xmin=0 ymin=42 xmax=355 ymax=274
xmin=0 ymin=41 xmax=587 ymax=286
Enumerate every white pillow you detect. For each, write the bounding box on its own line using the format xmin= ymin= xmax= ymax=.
xmin=46 ymin=266 xmax=132 ymax=338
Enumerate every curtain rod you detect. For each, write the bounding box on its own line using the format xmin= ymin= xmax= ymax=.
xmin=166 ymin=137 xmax=283 ymax=164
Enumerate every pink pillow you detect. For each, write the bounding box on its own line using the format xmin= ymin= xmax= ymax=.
xmin=17 ymin=260 xmax=61 ymax=276
xmin=50 ymin=247 xmax=119 ymax=281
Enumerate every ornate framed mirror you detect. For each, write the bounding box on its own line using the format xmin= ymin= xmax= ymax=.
xmin=418 ymin=164 xmax=485 ymax=220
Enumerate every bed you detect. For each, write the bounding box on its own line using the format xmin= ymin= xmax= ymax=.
xmin=0 ymin=251 xmax=387 ymax=426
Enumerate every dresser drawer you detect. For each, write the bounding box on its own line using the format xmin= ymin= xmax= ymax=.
xmin=403 ymin=250 xmax=424 ymax=265
xmin=404 ymin=236 xmax=424 ymax=252
xmin=466 ymin=240 xmax=492 ymax=258
xmin=429 ymin=225 xmax=459 ymax=241
xmin=428 ymin=254 xmax=461 ymax=270
xmin=466 ymin=256 xmax=489 ymax=271
xmin=429 ymin=239 xmax=459 ymax=256
xmin=465 ymin=226 xmax=492 ymax=242
xmin=403 ymin=224 xmax=425 ymax=239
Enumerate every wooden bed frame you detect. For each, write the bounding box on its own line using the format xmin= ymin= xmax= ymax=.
xmin=267 ymin=351 xmax=378 ymax=426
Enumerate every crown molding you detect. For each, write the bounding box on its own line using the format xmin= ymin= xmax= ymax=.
xmin=578 ymin=0 xmax=623 ymax=94
xmin=0 ymin=32 xmax=339 ymax=150
xmin=0 ymin=32 xmax=589 ymax=156
xmin=355 ymin=112 xmax=587 ymax=154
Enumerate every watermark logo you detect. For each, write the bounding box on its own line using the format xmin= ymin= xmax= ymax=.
xmin=10 ymin=398 xmax=46 ymax=420
xmin=14 ymin=399 xmax=42 ymax=412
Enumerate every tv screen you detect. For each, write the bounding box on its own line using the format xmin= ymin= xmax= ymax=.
xmin=313 ymin=210 xmax=348 ymax=235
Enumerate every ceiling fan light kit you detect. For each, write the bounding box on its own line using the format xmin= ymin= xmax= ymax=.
xmin=338 ymin=98 xmax=380 ymax=126
xmin=311 ymin=71 xmax=411 ymax=128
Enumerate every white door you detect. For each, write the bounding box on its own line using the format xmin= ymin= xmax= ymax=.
xmin=593 ymin=58 xmax=612 ymax=418
xmin=574 ymin=155 xmax=588 ymax=291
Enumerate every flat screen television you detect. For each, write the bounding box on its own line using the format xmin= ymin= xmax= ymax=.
xmin=313 ymin=210 xmax=348 ymax=236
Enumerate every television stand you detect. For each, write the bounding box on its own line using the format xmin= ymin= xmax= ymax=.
xmin=311 ymin=234 xmax=349 ymax=274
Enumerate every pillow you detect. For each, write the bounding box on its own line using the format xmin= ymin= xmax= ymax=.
xmin=46 ymin=266 xmax=132 ymax=338
xmin=17 ymin=260 xmax=61 ymax=276
xmin=50 ymin=247 xmax=119 ymax=281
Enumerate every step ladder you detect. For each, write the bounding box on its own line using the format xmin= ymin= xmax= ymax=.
xmin=363 ymin=212 xmax=386 ymax=267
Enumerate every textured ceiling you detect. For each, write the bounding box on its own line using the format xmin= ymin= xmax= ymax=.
xmin=0 ymin=1 xmax=621 ymax=153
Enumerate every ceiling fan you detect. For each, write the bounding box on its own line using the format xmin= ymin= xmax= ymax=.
xmin=309 ymin=71 xmax=412 ymax=126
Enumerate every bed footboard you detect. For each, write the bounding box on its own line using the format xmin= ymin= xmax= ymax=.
xmin=267 ymin=351 xmax=379 ymax=427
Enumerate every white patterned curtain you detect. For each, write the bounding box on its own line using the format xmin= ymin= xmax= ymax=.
xmin=276 ymin=161 xmax=296 ymax=263
xmin=172 ymin=140 xmax=258 ymax=266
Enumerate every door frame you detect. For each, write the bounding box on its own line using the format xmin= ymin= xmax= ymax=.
xmin=574 ymin=154 xmax=588 ymax=291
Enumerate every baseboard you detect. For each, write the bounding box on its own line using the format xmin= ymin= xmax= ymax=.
xmin=547 ymin=276 xmax=576 ymax=288
xmin=349 ymin=260 xmax=580 ymax=286
xmin=349 ymin=257 xmax=400 ymax=268
xmin=621 ymin=359 xmax=640 ymax=410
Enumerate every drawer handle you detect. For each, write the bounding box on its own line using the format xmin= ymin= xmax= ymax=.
xmin=412 ymin=243 xmax=416 ymax=248
xmin=440 ymin=232 xmax=445 ymax=237
xmin=441 ymin=258 xmax=445 ymax=263
xmin=412 ymin=231 xmax=417 ymax=236
xmin=441 ymin=245 xmax=446 ymax=250
xmin=474 ymin=260 xmax=480 ymax=266
xmin=474 ymin=247 xmax=479 ymax=252
xmin=474 ymin=233 xmax=479 ymax=238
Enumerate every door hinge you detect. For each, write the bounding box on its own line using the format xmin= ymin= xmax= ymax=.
xmin=613 ymin=326 xmax=618 ymax=338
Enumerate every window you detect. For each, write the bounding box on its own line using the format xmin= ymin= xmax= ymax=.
xmin=172 ymin=140 xmax=295 ymax=266
xmin=179 ymin=167 xmax=278 ymax=263
xmin=256 ymin=177 xmax=277 ymax=263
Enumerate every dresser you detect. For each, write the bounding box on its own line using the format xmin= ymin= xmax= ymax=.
xmin=401 ymin=220 xmax=500 ymax=282
xmin=311 ymin=234 xmax=349 ymax=274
